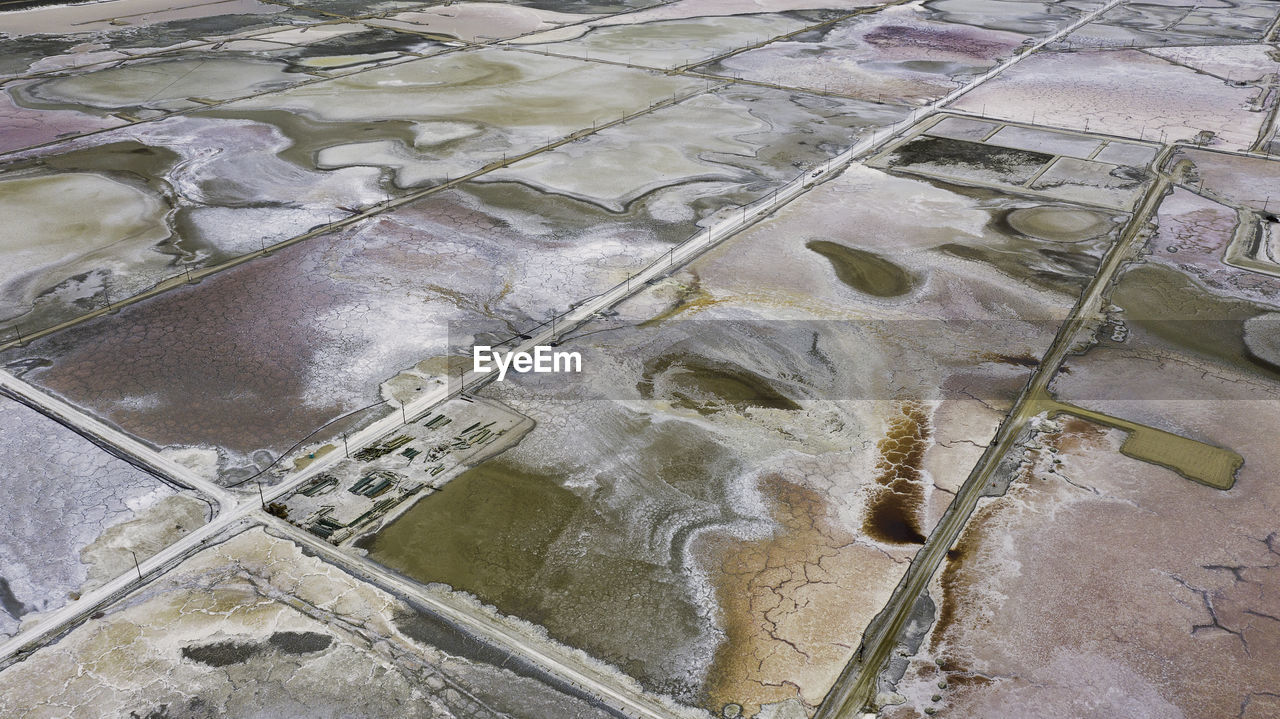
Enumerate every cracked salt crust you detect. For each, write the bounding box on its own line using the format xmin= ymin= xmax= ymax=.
xmin=886 ymin=404 xmax=1280 ymax=719
xmin=0 ymin=397 xmax=193 ymax=639
xmin=0 ymin=527 xmax=616 ymax=719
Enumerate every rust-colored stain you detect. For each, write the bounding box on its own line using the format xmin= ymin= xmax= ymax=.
xmin=863 ymin=400 xmax=933 ymax=545
xmin=700 ymin=475 xmax=856 ymax=716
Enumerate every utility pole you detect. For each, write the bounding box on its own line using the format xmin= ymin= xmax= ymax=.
xmin=342 ymin=433 xmax=349 ymax=458
xmin=130 ymin=550 xmax=142 ymax=581
xmin=257 ymin=480 xmax=265 ymax=509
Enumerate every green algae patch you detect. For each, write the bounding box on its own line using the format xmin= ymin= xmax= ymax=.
xmin=806 ymin=240 xmax=914 ymax=297
xmin=364 ymin=459 xmax=580 ymax=620
xmin=1117 ymin=426 xmax=1242 ymax=491
xmin=363 ymin=427 xmax=725 ymax=699
xmin=1039 ymin=397 xmax=1242 ymax=490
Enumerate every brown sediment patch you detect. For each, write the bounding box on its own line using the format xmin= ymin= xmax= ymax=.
xmin=935 ymin=521 xmax=980 ymax=647
xmin=1050 ymin=416 xmax=1108 ymax=454
xmin=863 ymin=400 xmax=933 ymax=545
xmin=701 ymin=475 xmax=861 ymax=716
xmin=639 ymin=289 xmax=724 ymax=326
xmin=945 ymin=669 xmax=996 ymax=689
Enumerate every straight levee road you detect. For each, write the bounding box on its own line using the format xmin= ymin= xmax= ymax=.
xmin=815 ymin=151 xmax=1174 ymax=718
xmin=0 ymin=371 xmax=235 ymax=512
